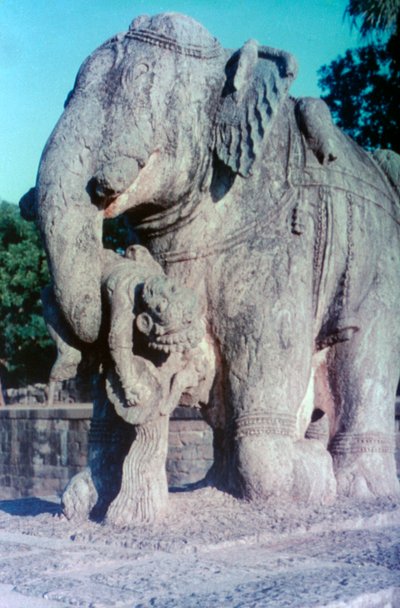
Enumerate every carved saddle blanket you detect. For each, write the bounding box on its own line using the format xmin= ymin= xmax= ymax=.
xmin=285 ymin=99 xmax=400 ymax=347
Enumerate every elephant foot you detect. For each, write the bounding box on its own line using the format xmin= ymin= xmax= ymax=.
xmin=237 ymin=435 xmax=294 ymax=500
xmin=333 ymin=452 xmax=400 ymax=500
xmin=292 ymin=439 xmax=336 ymax=504
xmin=237 ymin=435 xmax=336 ymax=505
xmin=62 ymin=468 xmax=98 ymax=521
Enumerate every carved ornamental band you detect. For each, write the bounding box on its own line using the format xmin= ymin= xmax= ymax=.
xmin=126 ymin=29 xmax=222 ymax=59
xmin=236 ymin=414 xmax=297 ymax=438
xmin=330 ymin=432 xmax=395 ymax=455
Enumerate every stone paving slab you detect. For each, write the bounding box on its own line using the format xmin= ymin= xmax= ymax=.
xmin=0 ymin=490 xmax=399 ymax=607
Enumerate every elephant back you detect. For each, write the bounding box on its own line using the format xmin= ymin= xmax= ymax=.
xmin=371 ymin=149 xmax=400 ymax=200
xmin=288 ymin=109 xmax=400 ymax=228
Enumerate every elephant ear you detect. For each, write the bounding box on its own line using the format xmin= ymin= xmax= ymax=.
xmin=215 ymin=40 xmax=297 ymax=177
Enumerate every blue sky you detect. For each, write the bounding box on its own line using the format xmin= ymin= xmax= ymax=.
xmin=1 ymin=0 xmax=360 ymax=204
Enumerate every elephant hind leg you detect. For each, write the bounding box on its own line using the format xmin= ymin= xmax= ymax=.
xmin=326 ymin=314 xmax=400 ymax=500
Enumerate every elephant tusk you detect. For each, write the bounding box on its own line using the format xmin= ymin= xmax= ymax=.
xmin=103 ymin=150 xmax=161 ymax=219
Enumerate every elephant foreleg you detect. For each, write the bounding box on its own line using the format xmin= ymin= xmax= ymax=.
xmin=235 ymin=411 xmax=337 ymax=504
xmin=223 ymin=326 xmax=336 ymax=504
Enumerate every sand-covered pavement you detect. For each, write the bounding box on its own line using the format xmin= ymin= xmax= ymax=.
xmin=0 ymin=489 xmax=399 ymax=607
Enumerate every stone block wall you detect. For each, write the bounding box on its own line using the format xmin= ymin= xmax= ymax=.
xmin=0 ymin=405 xmax=213 ymax=500
xmin=0 ymin=400 xmax=399 ymax=500
xmin=0 ymin=406 xmax=91 ymax=499
xmin=5 ymin=379 xmax=92 ymax=406
xmin=167 ymin=418 xmax=213 ymax=487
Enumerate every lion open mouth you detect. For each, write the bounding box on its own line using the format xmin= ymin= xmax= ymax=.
xmin=147 ymin=321 xmax=203 ymax=353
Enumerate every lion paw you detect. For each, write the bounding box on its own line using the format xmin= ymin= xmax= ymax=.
xmin=62 ymin=469 xmax=98 ymax=520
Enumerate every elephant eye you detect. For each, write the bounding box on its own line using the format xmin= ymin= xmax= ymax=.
xmin=135 ymin=63 xmax=149 ymax=79
xmin=121 ymin=63 xmax=149 ymax=90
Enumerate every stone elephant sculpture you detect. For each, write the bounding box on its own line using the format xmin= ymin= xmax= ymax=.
xmin=25 ymin=13 xmax=400 ymax=512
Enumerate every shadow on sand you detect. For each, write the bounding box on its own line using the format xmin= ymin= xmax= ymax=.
xmin=0 ymin=496 xmax=62 ymax=517
xmin=0 ymin=478 xmax=208 ymax=518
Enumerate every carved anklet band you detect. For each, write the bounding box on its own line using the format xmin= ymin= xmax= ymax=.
xmin=330 ymin=432 xmax=395 ymax=455
xmin=235 ymin=414 xmax=297 ymax=438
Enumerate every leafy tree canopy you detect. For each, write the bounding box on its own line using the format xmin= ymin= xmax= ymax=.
xmin=345 ymin=0 xmax=400 ymax=38
xmin=318 ymin=1 xmax=399 ymax=152
xmin=103 ymin=215 xmax=130 ymax=253
xmin=0 ymin=200 xmax=54 ymax=387
xmin=0 ymin=201 xmax=130 ymax=388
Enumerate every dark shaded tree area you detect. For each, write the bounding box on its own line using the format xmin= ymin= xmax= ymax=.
xmin=0 ymin=201 xmax=54 ymax=387
xmin=318 ymin=4 xmax=399 ymax=152
xmin=345 ymin=0 xmax=400 ymax=37
xmin=103 ymin=215 xmax=130 ymax=253
xmin=0 ymin=202 xmax=129 ymax=388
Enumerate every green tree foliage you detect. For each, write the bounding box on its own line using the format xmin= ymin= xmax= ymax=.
xmin=0 ymin=201 xmax=130 ymax=388
xmin=0 ymin=201 xmax=129 ymax=387
xmin=0 ymin=200 xmax=54 ymax=387
xmin=318 ymin=43 xmax=399 ymax=151
xmin=318 ymin=2 xmax=399 ymax=152
xmin=103 ymin=215 xmax=130 ymax=253
xmin=345 ymin=0 xmax=400 ymax=38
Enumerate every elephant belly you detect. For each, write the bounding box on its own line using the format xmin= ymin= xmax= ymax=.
xmin=311 ymin=182 xmax=400 ymax=349
xmin=290 ymin=123 xmax=400 ymax=343
xmin=203 ymin=231 xmax=315 ymax=418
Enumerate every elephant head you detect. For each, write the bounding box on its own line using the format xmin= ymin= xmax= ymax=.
xmin=31 ymin=13 xmax=297 ymax=343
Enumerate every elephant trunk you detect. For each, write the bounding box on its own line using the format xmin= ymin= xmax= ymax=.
xmin=36 ymin=111 xmax=105 ymax=344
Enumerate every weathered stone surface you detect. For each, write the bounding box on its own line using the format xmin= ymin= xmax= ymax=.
xmin=23 ymin=12 xmax=400 ymax=523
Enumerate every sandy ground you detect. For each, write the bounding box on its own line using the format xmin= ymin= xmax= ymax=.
xmin=0 ymin=489 xmax=399 ymax=608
